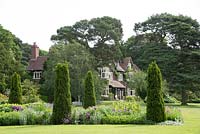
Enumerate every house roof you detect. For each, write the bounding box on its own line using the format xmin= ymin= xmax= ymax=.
xmin=116 ymin=63 xmax=125 ymax=72
xmin=27 ymin=56 xmax=47 ymax=71
xmin=109 ymin=80 xmax=126 ymax=89
xmin=119 ymin=57 xmax=140 ymax=71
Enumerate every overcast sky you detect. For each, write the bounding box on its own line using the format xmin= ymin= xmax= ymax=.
xmin=0 ymin=0 xmax=200 ymax=51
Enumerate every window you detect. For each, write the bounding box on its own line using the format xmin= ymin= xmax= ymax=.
xmin=33 ymin=71 xmax=42 ymax=79
xmin=129 ymin=90 xmax=135 ymax=96
xmin=118 ymin=73 xmax=123 ymax=81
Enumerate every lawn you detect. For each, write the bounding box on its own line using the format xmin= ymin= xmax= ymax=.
xmin=0 ymin=104 xmax=199 ymax=134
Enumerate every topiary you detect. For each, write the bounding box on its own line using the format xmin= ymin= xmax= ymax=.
xmin=52 ymin=63 xmax=72 ymax=124
xmin=8 ymin=72 xmax=22 ymax=104
xmin=83 ymin=71 xmax=96 ymax=109
xmin=146 ymin=61 xmax=166 ymax=122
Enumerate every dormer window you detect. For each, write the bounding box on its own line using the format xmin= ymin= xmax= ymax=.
xmin=118 ymin=73 xmax=123 ymax=81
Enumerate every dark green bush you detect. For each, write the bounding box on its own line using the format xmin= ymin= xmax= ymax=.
xmin=146 ymin=61 xmax=166 ymax=122
xmin=8 ymin=72 xmax=22 ymax=104
xmin=0 ymin=111 xmax=20 ymax=125
xmin=83 ymin=71 xmax=96 ymax=109
xmin=52 ymin=63 xmax=72 ymax=124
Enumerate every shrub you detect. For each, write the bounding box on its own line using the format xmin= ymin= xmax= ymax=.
xmin=0 ymin=104 xmax=23 ymax=112
xmin=71 ymin=106 xmax=103 ymax=124
xmin=0 ymin=111 xmax=20 ymax=125
xmin=20 ymin=103 xmax=51 ymax=125
xmin=146 ymin=61 xmax=166 ymax=122
xmin=21 ymin=79 xmax=40 ymax=104
xmin=165 ymin=106 xmax=182 ymax=122
xmin=0 ymin=93 xmax=8 ymax=104
xmin=83 ymin=71 xmax=96 ymax=109
xmin=8 ymin=72 xmax=22 ymax=104
xmin=101 ymin=114 xmax=148 ymax=124
xmin=164 ymin=94 xmax=180 ymax=103
xmin=112 ymin=101 xmax=140 ymax=115
xmin=125 ymin=96 xmax=135 ymax=102
xmin=71 ymin=100 xmax=144 ymax=124
xmin=0 ymin=102 xmax=52 ymax=125
xmin=52 ymin=63 xmax=72 ymax=124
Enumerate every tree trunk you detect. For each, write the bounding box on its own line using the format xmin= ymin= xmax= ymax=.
xmin=181 ymin=89 xmax=188 ymax=105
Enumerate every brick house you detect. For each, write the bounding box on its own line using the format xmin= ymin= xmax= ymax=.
xmin=27 ymin=42 xmax=47 ymax=80
xmin=99 ymin=57 xmax=139 ymax=100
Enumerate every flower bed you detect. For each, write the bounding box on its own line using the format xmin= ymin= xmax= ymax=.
xmin=0 ymin=103 xmax=51 ymax=125
xmin=0 ymin=101 xmax=183 ymax=125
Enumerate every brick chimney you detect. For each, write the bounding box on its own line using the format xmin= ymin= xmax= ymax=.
xmin=31 ymin=42 xmax=39 ymax=59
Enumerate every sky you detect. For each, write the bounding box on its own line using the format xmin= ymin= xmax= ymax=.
xmin=0 ymin=0 xmax=200 ymax=51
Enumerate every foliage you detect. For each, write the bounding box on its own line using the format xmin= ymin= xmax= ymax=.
xmin=21 ymin=79 xmax=40 ymax=103
xmin=52 ymin=63 xmax=72 ymax=124
xmin=83 ymin=71 xmax=96 ymax=108
xmin=146 ymin=62 xmax=166 ymax=122
xmin=20 ymin=103 xmax=51 ymax=125
xmin=0 ymin=93 xmax=8 ymax=104
xmin=71 ymin=100 xmax=144 ymax=124
xmin=8 ymin=72 xmax=22 ymax=104
xmin=93 ymin=72 xmax=108 ymax=101
xmin=0 ymin=25 xmax=28 ymax=90
xmin=0 ymin=104 xmax=23 ymax=112
xmin=101 ymin=93 xmax=114 ymax=101
xmin=0 ymin=103 xmax=51 ymax=125
xmin=41 ymin=42 xmax=95 ymax=102
xmin=0 ymin=111 xmax=20 ymax=125
xmin=0 ymin=77 xmax=6 ymax=94
xmin=165 ymin=106 xmax=182 ymax=122
xmin=127 ymin=71 xmax=147 ymax=100
xmin=133 ymin=13 xmax=200 ymax=105
xmin=164 ymin=94 xmax=180 ymax=103
xmin=71 ymin=106 xmax=103 ymax=124
xmin=51 ymin=16 xmax=123 ymax=66
xmin=101 ymin=114 xmax=148 ymax=124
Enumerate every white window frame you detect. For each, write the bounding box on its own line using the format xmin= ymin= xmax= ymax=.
xmin=33 ymin=71 xmax=42 ymax=79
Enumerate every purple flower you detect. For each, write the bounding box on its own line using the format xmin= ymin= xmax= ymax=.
xmin=63 ymin=118 xmax=70 ymax=124
xmin=86 ymin=112 xmax=90 ymax=119
xmin=12 ymin=105 xmax=23 ymax=111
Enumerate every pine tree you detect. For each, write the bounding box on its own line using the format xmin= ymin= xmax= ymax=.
xmin=52 ymin=63 xmax=72 ymax=124
xmin=8 ymin=72 xmax=22 ymax=104
xmin=146 ymin=61 xmax=166 ymax=122
xmin=83 ymin=71 xmax=96 ymax=108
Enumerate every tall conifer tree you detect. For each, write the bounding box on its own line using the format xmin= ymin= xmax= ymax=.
xmin=52 ymin=63 xmax=71 ymax=124
xmin=9 ymin=72 xmax=22 ymax=104
xmin=146 ymin=61 xmax=166 ymax=122
xmin=83 ymin=71 xmax=96 ymax=108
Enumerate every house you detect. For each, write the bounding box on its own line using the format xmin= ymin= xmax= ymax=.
xmin=99 ymin=57 xmax=139 ymax=100
xmin=27 ymin=42 xmax=47 ymax=80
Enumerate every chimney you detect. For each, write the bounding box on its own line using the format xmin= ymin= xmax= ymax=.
xmin=31 ymin=42 xmax=39 ymax=59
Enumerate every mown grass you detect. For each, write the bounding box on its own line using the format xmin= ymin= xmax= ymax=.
xmin=0 ymin=103 xmax=199 ymax=134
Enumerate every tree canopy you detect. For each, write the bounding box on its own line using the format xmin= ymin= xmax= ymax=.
xmin=125 ymin=13 xmax=200 ymax=104
xmin=41 ymin=42 xmax=105 ymax=102
xmin=51 ymin=16 xmax=123 ymax=66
